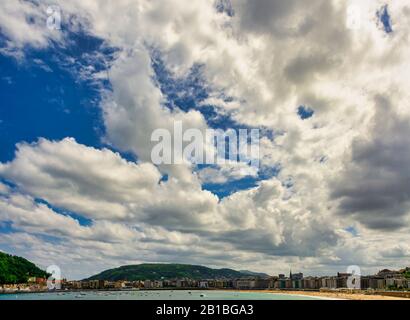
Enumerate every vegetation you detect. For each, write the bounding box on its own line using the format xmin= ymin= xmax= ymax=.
xmin=87 ymin=263 xmax=268 ymax=281
xmin=0 ymin=251 xmax=48 ymax=284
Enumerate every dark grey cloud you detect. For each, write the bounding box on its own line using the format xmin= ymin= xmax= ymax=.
xmin=232 ymin=0 xmax=350 ymax=49
xmin=284 ymin=52 xmax=339 ymax=84
xmin=233 ymin=0 xmax=299 ymax=35
xmin=201 ymin=223 xmax=338 ymax=258
xmin=331 ymin=95 xmax=410 ymax=230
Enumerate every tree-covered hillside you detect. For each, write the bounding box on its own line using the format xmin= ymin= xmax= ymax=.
xmin=0 ymin=251 xmax=48 ymax=284
xmin=87 ymin=263 xmax=268 ymax=281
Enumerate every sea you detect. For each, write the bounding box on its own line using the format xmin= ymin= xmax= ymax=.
xmin=0 ymin=290 xmax=323 ymax=300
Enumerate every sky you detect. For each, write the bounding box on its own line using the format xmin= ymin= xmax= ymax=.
xmin=0 ymin=0 xmax=410 ymax=280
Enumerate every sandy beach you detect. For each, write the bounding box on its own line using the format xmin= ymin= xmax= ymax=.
xmin=250 ymin=290 xmax=410 ymax=300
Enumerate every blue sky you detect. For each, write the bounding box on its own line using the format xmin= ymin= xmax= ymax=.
xmin=0 ymin=29 xmax=278 ymax=198
xmin=0 ymin=31 xmax=115 ymax=236
xmin=0 ymin=32 xmax=107 ymax=163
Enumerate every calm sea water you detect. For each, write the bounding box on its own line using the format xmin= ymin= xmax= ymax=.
xmin=0 ymin=290 xmax=322 ymax=300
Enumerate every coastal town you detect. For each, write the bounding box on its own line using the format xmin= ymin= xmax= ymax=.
xmin=2 ymin=267 xmax=410 ymax=299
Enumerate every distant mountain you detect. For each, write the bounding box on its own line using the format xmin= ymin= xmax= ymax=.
xmin=239 ymin=270 xmax=269 ymax=278
xmin=0 ymin=251 xmax=48 ymax=284
xmin=87 ymin=264 xmax=270 ymax=281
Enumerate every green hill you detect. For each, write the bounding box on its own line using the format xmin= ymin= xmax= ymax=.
xmin=87 ymin=264 xmax=269 ymax=281
xmin=0 ymin=251 xmax=48 ymax=284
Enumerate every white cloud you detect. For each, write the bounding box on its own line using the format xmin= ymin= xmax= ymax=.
xmin=0 ymin=1 xmax=63 ymax=58
xmin=0 ymin=138 xmax=343 ymax=278
xmin=197 ymin=162 xmax=258 ymax=184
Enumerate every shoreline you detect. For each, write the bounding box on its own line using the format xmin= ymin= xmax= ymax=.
xmin=1 ymin=288 xmax=409 ymax=300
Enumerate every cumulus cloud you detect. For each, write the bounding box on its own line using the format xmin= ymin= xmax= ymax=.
xmin=0 ymin=138 xmax=342 ymax=277
xmin=0 ymin=138 xmax=162 ymax=220
xmin=0 ymin=188 xmax=139 ymax=243
xmin=0 ymin=1 xmax=63 ymax=58
xmin=0 ymin=138 xmax=219 ymax=229
xmin=331 ymin=95 xmax=410 ymax=230
xmin=197 ymin=162 xmax=259 ymax=184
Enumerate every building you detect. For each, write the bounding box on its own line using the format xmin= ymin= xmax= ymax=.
xmin=285 ymin=279 xmax=293 ymax=289
xmin=234 ymin=279 xmax=256 ymax=290
xmin=303 ymin=277 xmax=320 ymax=290
xmin=321 ymin=277 xmax=337 ymax=289
xmin=289 ymin=271 xmax=303 ymax=289
xmin=368 ymin=277 xmax=385 ymax=289
xmin=386 ymin=278 xmax=407 ymax=289
xmin=122 ymin=281 xmax=134 ymax=289
xmin=291 ymin=272 xmax=303 ymax=280
xmin=163 ymin=280 xmax=177 ymax=287
xmin=27 ymin=277 xmax=37 ymax=284
xmin=89 ymin=280 xmax=106 ymax=289
xmin=153 ymin=280 xmax=163 ymax=288
xmin=27 ymin=277 xmax=47 ymax=285
xmin=277 ymin=278 xmax=287 ymax=289
xmin=214 ymin=280 xmax=233 ymax=289
xmin=267 ymin=277 xmax=278 ymax=289
xmin=336 ymin=273 xmax=351 ymax=288
xmin=360 ymin=276 xmax=370 ymax=289
xmin=377 ymin=269 xmax=403 ymax=279
xmin=254 ymin=278 xmax=271 ymax=289
xmin=177 ymin=279 xmax=195 ymax=288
